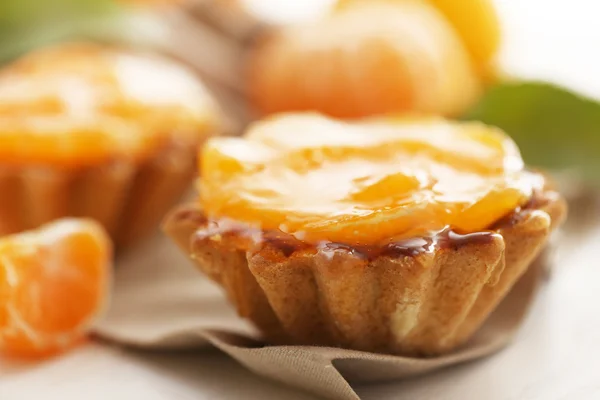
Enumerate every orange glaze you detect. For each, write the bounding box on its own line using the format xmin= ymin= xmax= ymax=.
xmin=0 ymin=43 xmax=219 ymax=168
xmin=199 ymin=114 xmax=542 ymax=245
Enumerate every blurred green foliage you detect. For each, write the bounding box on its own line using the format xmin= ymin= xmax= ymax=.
xmin=0 ymin=0 xmax=119 ymax=62
xmin=464 ymin=82 xmax=600 ymax=185
xmin=0 ymin=0 xmax=114 ymax=28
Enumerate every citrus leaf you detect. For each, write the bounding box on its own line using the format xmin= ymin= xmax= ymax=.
xmin=0 ymin=0 xmax=121 ymax=62
xmin=463 ymin=81 xmax=600 ymax=185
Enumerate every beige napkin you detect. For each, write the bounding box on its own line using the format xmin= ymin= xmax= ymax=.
xmin=96 ymin=230 xmax=548 ymax=400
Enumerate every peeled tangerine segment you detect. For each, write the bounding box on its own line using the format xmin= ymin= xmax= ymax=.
xmin=200 ymin=114 xmax=539 ymax=244
xmin=426 ymin=0 xmax=501 ymax=69
xmin=0 ymin=219 xmax=111 ymax=357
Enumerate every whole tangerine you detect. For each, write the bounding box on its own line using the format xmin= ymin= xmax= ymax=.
xmin=247 ymin=0 xmax=482 ymax=119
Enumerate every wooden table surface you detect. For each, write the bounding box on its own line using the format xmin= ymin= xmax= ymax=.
xmin=2 ymin=1 xmax=600 ymax=399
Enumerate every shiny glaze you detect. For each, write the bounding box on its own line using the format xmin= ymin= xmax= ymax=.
xmin=199 ymin=114 xmax=542 ymax=244
xmin=318 ymin=230 xmax=498 ymax=260
xmin=0 ymin=43 xmax=218 ymax=166
xmin=172 ymin=187 xmax=552 ymax=261
xmin=174 ymin=195 xmax=545 ymax=261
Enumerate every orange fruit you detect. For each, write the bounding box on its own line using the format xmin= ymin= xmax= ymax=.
xmin=0 ymin=219 xmax=112 ymax=357
xmin=248 ymin=0 xmax=481 ymax=119
xmin=337 ymin=0 xmax=501 ymax=73
xmin=426 ymin=0 xmax=500 ymax=73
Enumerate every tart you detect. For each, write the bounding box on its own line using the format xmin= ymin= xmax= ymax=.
xmin=165 ymin=113 xmax=566 ymax=355
xmin=0 ymin=43 xmax=222 ymax=247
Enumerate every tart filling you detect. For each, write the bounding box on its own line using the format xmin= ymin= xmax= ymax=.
xmin=173 ymin=183 xmax=562 ymax=261
xmin=200 ymin=114 xmax=544 ymax=244
xmin=0 ymin=43 xmax=220 ymax=167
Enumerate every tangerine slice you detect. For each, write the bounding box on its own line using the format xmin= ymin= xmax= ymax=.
xmin=199 ymin=114 xmax=540 ymax=244
xmin=0 ymin=219 xmax=112 ymax=357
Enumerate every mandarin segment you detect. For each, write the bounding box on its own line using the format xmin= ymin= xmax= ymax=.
xmin=427 ymin=0 xmax=501 ymax=71
xmin=199 ymin=114 xmax=538 ymax=244
xmin=0 ymin=219 xmax=111 ymax=357
xmin=248 ymin=0 xmax=480 ymax=119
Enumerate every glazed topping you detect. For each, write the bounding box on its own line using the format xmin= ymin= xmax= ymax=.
xmin=0 ymin=44 xmax=219 ymax=167
xmin=200 ymin=114 xmax=542 ymax=244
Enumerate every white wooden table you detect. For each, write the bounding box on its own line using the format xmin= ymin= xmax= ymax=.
xmin=2 ymin=1 xmax=600 ymax=399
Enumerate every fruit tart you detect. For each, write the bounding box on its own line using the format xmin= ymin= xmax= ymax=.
xmin=0 ymin=43 xmax=222 ymax=247
xmin=165 ymin=113 xmax=566 ymax=355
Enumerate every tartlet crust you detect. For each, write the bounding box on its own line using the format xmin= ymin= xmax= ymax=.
xmin=0 ymin=141 xmax=199 ymax=248
xmin=165 ymin=190 xmax=566 ymax=355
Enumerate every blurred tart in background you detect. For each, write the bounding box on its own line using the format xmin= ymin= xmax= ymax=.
xmin=165 ymin=113 xmax=566 ymax=355
xmin=0 ymin=42 xmax=222 ymax=247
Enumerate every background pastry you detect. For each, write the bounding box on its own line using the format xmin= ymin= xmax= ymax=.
xmin=0 ymin=42 xmax=222 ymax=247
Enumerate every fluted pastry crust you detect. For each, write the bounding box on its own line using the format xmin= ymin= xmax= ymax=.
xmin=165 ymin=190 xmax=566 ymax=355
xmin=0 ymin=141 xmax=198 ymax=248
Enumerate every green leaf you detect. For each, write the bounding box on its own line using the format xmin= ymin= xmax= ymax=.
xmin=0 ymin=0 xmax=121 ymax=63
xmin=0 ymin=0 xmax=115 ymax=28
xmin=463 ymin=81 xmax=600 ymax=184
